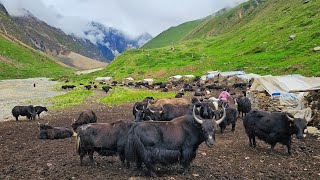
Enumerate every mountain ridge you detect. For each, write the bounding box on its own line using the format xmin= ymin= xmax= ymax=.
xmin=101 ymin=0 xmax=320 ymax=80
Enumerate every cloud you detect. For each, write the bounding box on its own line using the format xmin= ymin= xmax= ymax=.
xmin=0 ymin=0 xmax=247 ymax=39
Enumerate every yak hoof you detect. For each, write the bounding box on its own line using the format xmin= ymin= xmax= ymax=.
xmin=147 ymin=171 xmax=157 ymax=177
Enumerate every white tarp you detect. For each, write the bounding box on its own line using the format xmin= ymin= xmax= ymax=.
xmin=251 ymin=75 xmax=320 ymax=95
xmin=184 ymin=75 xmax=195 ymax=78
xmin=207 ymin=71 xmax=219 ymax=79
xmin=143 ymin=78 xmax=154 ymax=85
xmin=170 ymin=75 xmax=183 ymax=80
xmin=125 ymin=77 xmax=134 ymax=81
xmin=236 ymin=73 xmax=261 ymax=83
xmin=95 ymin=77 xmax=112 ymax=81
xmin=219 ymin=71 xmax=246 ymax=77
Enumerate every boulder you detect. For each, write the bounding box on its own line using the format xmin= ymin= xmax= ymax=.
xmin=289 ymin=34 xmax=296 ymax=41
xmin=306 ymin=126 xmax=319 ymax=134
xmin=313 ymin=46 xmax=320 ymax=52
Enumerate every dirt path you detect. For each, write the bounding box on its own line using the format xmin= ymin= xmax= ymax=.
xmin=0 ymin=93 xmax=319 ymax=179
xmin=0 ymin=78 xmax=64 ymax=121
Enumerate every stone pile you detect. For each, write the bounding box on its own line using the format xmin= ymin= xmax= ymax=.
xmin=249 ymin=91 xmax=284 ymax=112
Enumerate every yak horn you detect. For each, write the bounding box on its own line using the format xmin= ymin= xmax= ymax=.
xmin=286 ymin=113 xmax=294 ymax=121
xmin=215 ymin=107 xmax=226 ymax=125
xmin=193 ymin=105 xmax=203 ymax=124
xmin=134 ymin=105 xmax=138 ymax=112
xmin=159 ymin=106 xmax=164 ymax=114
xmin=148 ymin=108 xmax=156 ymax=114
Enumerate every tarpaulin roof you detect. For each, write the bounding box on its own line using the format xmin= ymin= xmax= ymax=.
xmin=170 ymin=75 xmax=183 ymax=80
xmin=251 ymin=75 xmax=320 ymax=95
xmin=236 ymin=73 xmax=261 ymax=83
xmin=206 ymin=71 xmax=246 ymax=79
xmin=219 ymin=71 xmax=246 ymax=77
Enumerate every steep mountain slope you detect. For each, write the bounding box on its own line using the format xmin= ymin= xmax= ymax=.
xmin=142 ymin=7 xmax=229 ymax=49
xmin=13 ymin=14 xmax=106 ymax=61
xmin=0 ymin=35 xmax=73 ymax=80
xmin=142 ymin=19 xmax=204 ymax=49
xmin=102 ymin=0 xmax=320 ymax=80
xmin=56 ymin=51 xmax=107 ymax=70
xmin=0 ymin=3 xmax=152 ymax=65
xmin=0 ymin=4 xmax=107 ymax=63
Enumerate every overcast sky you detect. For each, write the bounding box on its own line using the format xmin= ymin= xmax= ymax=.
xmin=0 ymin=0 xmax=246 ymax=38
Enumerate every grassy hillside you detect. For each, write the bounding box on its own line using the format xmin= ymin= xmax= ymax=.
xmin=99 ymin=0 xmax=320 ymax=81
xmin=0 ymin=35 xmax=74 ymax=80
xmin=142 ymin=19 xmax=204 ymax=49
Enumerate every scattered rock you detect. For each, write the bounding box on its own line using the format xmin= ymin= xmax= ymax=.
xmin=313 ymin=46 xmax=320 ymax=52
xmin=201 ymin=152 xmax=207 ymax=156
xmin=193 ymin=174 xmax=200 ymax=177
xmin=289 ymin=34 xmax=296 ymax=41
xmin=313 ymin=155 xmax=320 ymax=160
xmin=245 ymin=157 xmax=250 ymax=160
xmin=306 ymin=126 xmax=319 ymax=134
xmin=304 ymin=0 xmax=310 ymax=4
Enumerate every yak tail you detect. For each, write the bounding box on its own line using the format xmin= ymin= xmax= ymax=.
xmin=125 ymin=125 xmax=146 ymax=166
xmin=125 ymin=131 xmax=136 ymax=163
xmin=76 ymin=134 xmax=81 ymax=155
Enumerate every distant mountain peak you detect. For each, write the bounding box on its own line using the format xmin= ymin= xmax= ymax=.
xmin=84 ymin=21 xmax=152 ymax=60
xmin=0 ymin=3 xmax=9 ymax=16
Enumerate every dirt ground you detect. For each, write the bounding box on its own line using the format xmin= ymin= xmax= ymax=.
xmin=0 ymin=90 xmax=320 ymax=180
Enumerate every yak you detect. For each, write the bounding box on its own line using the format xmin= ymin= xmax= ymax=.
xmin=72 ymin=110 xmax=97 ymax=132
xmin=125 ymin=106 xmax=226 ymax=177
xmin=235 ymin=96 xmax=251 ymax=117
xmin=34 ymin=106 xmax=48 ymax=119
xmin=243 ymin=110 xmax=308 ymax=155
xmin=217 ymin=107 xmax=238 ymax=134
xmin=76 ymin=120 xmax=133 ymax=166
xmin=38 ymin=123 xmax=73 ymax=139
xmin=12 ymin=105 xmax=36 ymax=121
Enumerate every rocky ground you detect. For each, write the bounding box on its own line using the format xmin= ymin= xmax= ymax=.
xmin=0 ymin=87 xmax=320 ymax=179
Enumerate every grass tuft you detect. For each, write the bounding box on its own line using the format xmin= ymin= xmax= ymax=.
xmin=99 ymin=87 xmax=176 ymax=105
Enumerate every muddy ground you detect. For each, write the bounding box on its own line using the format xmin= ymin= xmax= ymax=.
xmin=0 ymin=90 xmax=320 ymax=180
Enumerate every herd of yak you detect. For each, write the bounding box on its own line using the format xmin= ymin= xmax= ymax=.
xmin=9 ymin=78 xmax=310 ymax=177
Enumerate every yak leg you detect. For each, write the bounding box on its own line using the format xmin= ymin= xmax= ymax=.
xmin=249 ymin=137 xmax=252 ymax=147
xmin=180 ymin=149 xmax=193 ymax=174
xmin=79 ymin=152 xmax=85 ymax=166
xmin=88 ymin=150 xmax=94 ymax=164
xmin=286 ymin=139 xmax=292 ymax=155
xmin=143 ymin=161 xmax=157 ymax=177
xmin=119 ymin=151 xmax=130 ymax=168
xmin=269 ymin=143 xmax=276 ymax=154
xmin=252 ymin=136 xmax=256 ymax=148
xmin=14 ymin=116 xmax=19 ymax=122
xmin=231 ymin=123 xmax=236 ymax=133
xmin=220 ymin=123 xmax=226 ymax=134
xmin=136 ymin=158 xmax=142 ymax=170
xmin=249 ymin=135 xmax=256 ymax=148
xmin=119 ymin=152 xmax=125 ymax=166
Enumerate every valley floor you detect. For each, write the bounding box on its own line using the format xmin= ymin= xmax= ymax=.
xmin=0 ymin=78 xmax=64 ymax=121
xmin=0 ymin=91 xmax=319 ymax=179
